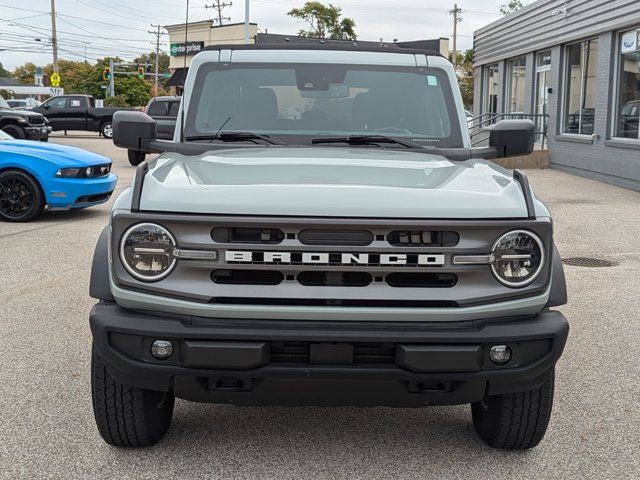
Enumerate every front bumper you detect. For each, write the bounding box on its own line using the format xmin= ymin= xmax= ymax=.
xmin=90 ymin=302 xmax=568 ymax=407
xmin=24 ymin=125 xmax=51 ymax=140
xmin=46 ymin=173 xmax=118 ymax=210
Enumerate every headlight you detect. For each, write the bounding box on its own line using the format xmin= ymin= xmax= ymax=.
xmin=56 ymin=164 xmax=111 ymax=178
xmin=491 ymin=230 xmax=545 ymax=288
xmin=120 ymin=223 xmax=177 ymax=281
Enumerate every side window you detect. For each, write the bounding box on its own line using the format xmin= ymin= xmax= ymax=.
xmin=45 ymin=97 xmax=68 ymax=109
xmin=168 ymin=101 xmax=180 ymax=117
xmin=146 ymin=101 xmax=167 ymax=117
xmin=69 ymin=97 xmax=84 ymax=108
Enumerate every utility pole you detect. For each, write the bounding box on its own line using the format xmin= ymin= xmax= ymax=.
xmin=149 ymin=24 xmax=167 ymax=96
xmin=244 ymin=0 xmax=250 ymax=43
xmin=448 ymin=3 xmax=463 ymax=68
xmin=50 ymin=0 xmax=59 ymax=73
xmin=206 ymin=0 xmax=232 ymax=25
xmin=109 ymin=58 xmax=115 ymax=97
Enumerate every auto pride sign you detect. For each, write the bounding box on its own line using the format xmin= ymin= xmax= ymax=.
xmin=170 ymin=41 xmax=205 ymax=57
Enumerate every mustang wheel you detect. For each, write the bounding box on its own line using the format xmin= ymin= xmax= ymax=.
xmin=0 ymin=169 xmax=45 ymax=222
xmin=101 ymin=121 xmax=114 ymax=139
xmin=91 ymin=342 xmax=175 ymax=447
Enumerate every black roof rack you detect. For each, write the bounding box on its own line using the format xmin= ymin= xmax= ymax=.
xmin=201 ymin=42 xmax=442 ymax=58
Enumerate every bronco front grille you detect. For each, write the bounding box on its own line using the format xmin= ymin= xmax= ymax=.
xmin=270 ymin=341 xmax=396 ymax=364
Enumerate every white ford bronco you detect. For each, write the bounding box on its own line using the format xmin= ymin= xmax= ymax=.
xmin=90 ymin=43 xmax=568 ymax=449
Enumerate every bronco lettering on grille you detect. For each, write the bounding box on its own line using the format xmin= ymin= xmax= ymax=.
xmin=225 ymin=251 xmax=445 ymax=266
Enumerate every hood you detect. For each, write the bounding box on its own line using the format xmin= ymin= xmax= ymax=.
xmin=139 ymin=147 xmax=532 ymax=219
xmin=0 ymin=139 xmax=111 ymax=167
xmin=0 ymin=108 xmax=43 ymax=118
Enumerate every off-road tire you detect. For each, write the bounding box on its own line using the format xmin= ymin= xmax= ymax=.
xmin=128 ymin=149 xmax=146 ymax=166
xmin=2 ymin=124 xmax=26 ymax=139
xmin=0 ymin=169 xmax=45 ymax=222
xmin=471 ymin=369 xmax=554 ymax=450
xmin=100 ymin=121 xmax=113 ymax=139
xmin=91 ymin=343 xmax=175 ymax=447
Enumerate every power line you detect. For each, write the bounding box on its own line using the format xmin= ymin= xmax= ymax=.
xmin=206 ymin=1 xmax=233 ymax=25
xmin=148 ymin=24 xmax=167 ymax=95
xmin=448 ymin=3 xmax=463 ymax=68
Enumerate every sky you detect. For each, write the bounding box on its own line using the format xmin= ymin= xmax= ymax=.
xmin=0 ymin=0 xmax=509 ymax=72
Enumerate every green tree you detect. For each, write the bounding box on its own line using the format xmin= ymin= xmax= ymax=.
xmin=449 ymin=49 xmax=475 ymax=109
xmin=288 ymin=2 xmax=357 ymax=40
xmin=500 ymin=0 xmax=525 ymax=15
xmin=0 ymin=62 xmax=11 ymax=78
xmin=12 ymin=62 xmax=37 ymax=84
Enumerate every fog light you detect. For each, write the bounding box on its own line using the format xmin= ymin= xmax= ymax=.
xmin=489 ymin=345 xmax=511 ymax=365
xmin=151 ymin=340 xmax=173 ymax=359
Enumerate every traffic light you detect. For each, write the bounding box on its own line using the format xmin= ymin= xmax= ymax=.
xmin=102 ymin=67 xmax=112 ymax=81
xmin=137 ymin=66 xmax=145 ymax=80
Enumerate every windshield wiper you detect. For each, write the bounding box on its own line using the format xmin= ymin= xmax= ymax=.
xmin=311 ymin=135 xmax=423 ymax=149
xmin=185 ymin=131 xmax=286 ymax=145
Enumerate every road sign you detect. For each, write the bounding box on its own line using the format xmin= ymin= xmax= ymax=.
xmin=50 ymin=72 xmax=61 ymax=87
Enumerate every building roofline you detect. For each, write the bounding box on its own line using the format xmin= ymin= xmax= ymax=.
xmin=474 ymin=0 xmax=546 ymax=35
xmin=164 ymin=20 xmax=258 ymax=30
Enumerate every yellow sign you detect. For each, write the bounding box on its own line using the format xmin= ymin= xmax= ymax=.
xmin=50 ymin=72 xmax=61 ymax=87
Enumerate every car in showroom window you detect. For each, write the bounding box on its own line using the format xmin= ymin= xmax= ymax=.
xmin=616 ymin=28 xmax=640 ymax=140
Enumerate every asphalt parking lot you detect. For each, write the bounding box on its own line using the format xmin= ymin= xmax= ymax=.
xmin=1 ymin=133 xmax=638 ymax=479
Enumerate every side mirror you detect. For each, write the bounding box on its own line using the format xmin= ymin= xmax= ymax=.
xmin=489 ymin=119 xmax=535 ymax=157
xmin=113 ymin=111 xmax=157 ymax=150
xmin=43 ymin=104 xmax=50 ymax=109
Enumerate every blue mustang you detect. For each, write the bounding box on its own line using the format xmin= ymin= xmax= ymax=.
xmin=0 ymin=129 xmax=117 ymax=222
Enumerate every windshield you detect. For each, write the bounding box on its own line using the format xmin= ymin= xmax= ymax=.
xmin=186 ymin=63 xmax=462 ymax=148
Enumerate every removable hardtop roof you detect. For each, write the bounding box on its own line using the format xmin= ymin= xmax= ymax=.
xmin=202 ymin=41 xmax=443 ymax=58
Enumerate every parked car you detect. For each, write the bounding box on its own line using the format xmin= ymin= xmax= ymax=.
xmin=619 ymin=100 xmax=640 ymax=139
xmin=7 ymin=98 xmax=42 ymax=110
xmin=566 ymin=107 xmax=595 ymax=135
xmin=0 ymin=128 xmax=117 ymax=221
xmin=127 ymin=96 xmax=180 ymax=166
xmin=0 ymin=96 xmax=51 ymax=141
xmin=32 ymin=94 xmax=134 ymax=139
xmin=92 ymin=43 xmax=569 ymax=450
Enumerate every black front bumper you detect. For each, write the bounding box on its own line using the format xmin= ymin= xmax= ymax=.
xmin=24 ymin=125 xmax=51 ymax=140
xmin=90 ymin=302 xmax=568 ymax=407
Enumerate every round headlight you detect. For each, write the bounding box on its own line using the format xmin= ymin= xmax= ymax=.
xmin=120 ymin=223 xmax=177 ymax=282
xmin=491 ymin=230 xmax=545 ymax=288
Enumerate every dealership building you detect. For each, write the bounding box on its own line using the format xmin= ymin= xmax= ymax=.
xmin=473 ymin=0 xmax=640 ymax=191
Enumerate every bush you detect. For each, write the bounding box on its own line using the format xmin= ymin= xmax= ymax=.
xmin=104 ymin=95 xmax=130 ymax=107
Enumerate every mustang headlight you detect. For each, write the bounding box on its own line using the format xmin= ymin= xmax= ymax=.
xmin=120 ymin=223 xmax=177 ymax=281
xmin=491 ymin=230 xmax=545 ymax=288
xmin=56 ymin=168 xmax=81 ymax=178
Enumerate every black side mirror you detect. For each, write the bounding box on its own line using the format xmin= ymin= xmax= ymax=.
xmin=489 ymin=119 xmax=535 ymax=157
xmin=43 ymin=104 xmax=50 ymax=109
xmin=113 ymin=111 xmax=157 ymax=150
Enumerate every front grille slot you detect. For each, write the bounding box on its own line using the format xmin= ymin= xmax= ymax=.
xmin=385 ymin=273 xmax=457 ymax=288
xmin=297 ymin=271 xmax=372 ymax=287
xmin=212 ymin=269 xmax=283 ymax=285
xmin=210 ymin=298 xmax=458 ymax=307
xmin=212 ymin=227 xmax=284 ymax=244
xmin=28 ymin=116 xmax=45 ymax=125
xmin=387 ymin=230 xmax=459 ymax=247
xmin=270 ymin=342 xmax=396 ymax=364
xmin=298 ymin=229 xmax=373 ymax=246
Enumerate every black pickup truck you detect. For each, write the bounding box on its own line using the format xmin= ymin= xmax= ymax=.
xmin=0 ymin=96 xmax=51 ymax=141
xmin=32 ymin=95 xmax=134 ymax=139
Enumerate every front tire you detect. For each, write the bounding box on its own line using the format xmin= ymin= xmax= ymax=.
xmin=471 ymin=369 xmax=555 ymax=450
xmin=91 ymin=343 xmax=175 ymax=447
xmin=2 ymin=124 xmax=26 ymax=139
xmin=0 ymin=169 xmax=45 ymax=222
xmin=101 ymin=121 xmax=113 ymax=139
xmin=127 ymin=149 xmax=146 ymax=166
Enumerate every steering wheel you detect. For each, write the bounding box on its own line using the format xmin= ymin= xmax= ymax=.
xmin=373 ymin=127 xmax=413 ymax=134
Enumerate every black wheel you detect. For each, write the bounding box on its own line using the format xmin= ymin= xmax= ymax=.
xmin=2 ymin=124 xmax=26 ymax=139
xmin=91 ymin=342 xmax=174 ymax=447
xmin=127 ymin=149 xmax=146 ymax=166
xmin=0 ymin=169 xmax=45 ymax=222
xmin=101 ymin=121 xmax=113 ymax=139
xmin=472 ymin=369 xmax=555 ymax=450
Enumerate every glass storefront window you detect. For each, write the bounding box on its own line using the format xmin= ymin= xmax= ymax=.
xmin=507 ymin=57 xmax=527 ymax=113
xmin=563 ymin=39 xmax=599 ymax=135
xmin=483 ymin=63 xmax=499 ymax=119
xmin=615 ymin=28 xmax=640 ymax=140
